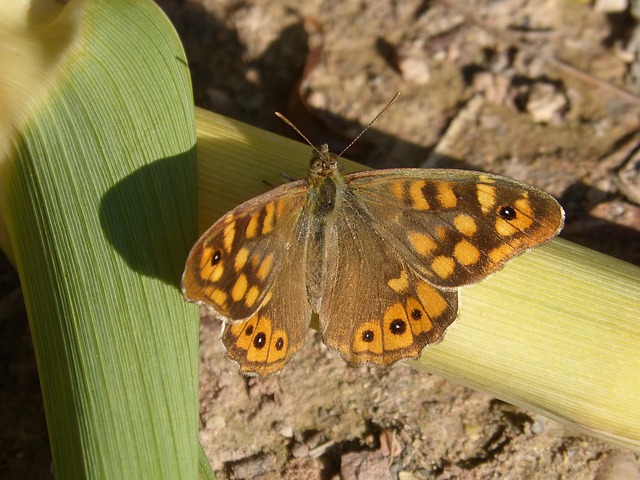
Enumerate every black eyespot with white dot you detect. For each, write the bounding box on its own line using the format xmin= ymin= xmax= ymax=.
xmin=389 ymin=319 xmax=406 ymax=335
xmin=498 ymin=205 xmax=517 ymax=220
xmin=411 ymin=309 xmax=423 ymax=320
xmin=362 ymin=330 xmax=375 ymax=343
xmin=211 ymin=250 xmax=222 ymax=265
xmin=253 ymin=332 xmax=266 ymax=349
xmin=275 ymin=337 xmax=284 ymax=351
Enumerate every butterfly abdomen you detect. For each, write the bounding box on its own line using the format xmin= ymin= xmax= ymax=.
xmin=303 ymin=170 xmax=345 ymax=308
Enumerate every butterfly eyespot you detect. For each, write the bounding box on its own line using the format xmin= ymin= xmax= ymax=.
xmin=244 ymin=325 xmax=254 ymax=336
xmin=389 ymin=319 xmax=407 ymax=335
xmin=253 ymin=332 xmax=267 ymax=349
xmin=211 ymin=250 xmax=222 ymax=265
xmin=498 ymin=206 xmax=517 ymax=220
xmin=275 ymin=337 xmax=284 ymax=350
xmin=410 ymin=309 xmax=423 ymax=320
xmin=362 ymin=330 xmax=375 ymax=342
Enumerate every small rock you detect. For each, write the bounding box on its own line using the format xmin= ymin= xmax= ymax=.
xmin=530 ymin=420 xmax=543 ymax=434
xmin=228 ymin=454 xmax=277 ymax=479
xmin=308 ymin=440 xmax=335 ymax=458
xmin=379 ymin=430 xmax=403 ymax=458
xmin=594 ymin=0 xmax=628 ymax=12
xmin=341 ymin=450 xmax=393 ymax=480
xmin=398 ymin=472 xmax=420 ymax=480
xmin=305 ymin=432 xmax=324 ymax=449
xmin=291 ymin=442 xmax=310 ymax=458
xmin=204 ymin=415 xmax=226 ymax=432
xmin=399 ymin=56 xmax=430 ymax=85
xmin=526 ymin=82 xmax=567 ymax=124
xmin=617 ymin=153 xmax=640 ymax=205
xmin=274 ymin=421 xmax=294 ymax=438
xmin=595 ymin=450 xmax=640 ymax=480
xmin=590 ymin=200 xmax=640 ymax=230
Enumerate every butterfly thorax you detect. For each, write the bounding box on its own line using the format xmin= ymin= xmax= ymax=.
xmin=306 ymin=144 xmax=346 ymax=217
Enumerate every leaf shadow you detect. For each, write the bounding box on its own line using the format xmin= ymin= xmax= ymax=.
xmin=99 ymin=147 xmax=198 ymax=289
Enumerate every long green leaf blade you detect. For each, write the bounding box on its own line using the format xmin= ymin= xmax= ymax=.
xmin=0 ymin=0 xmax=205 ymax=477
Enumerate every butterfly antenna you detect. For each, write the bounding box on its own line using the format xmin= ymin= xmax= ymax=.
xmin=275 ymin=92 xmax=400 ymax=157
xmin=338 ymin=91 xmax=400 ymax=157
xmin=274 ymin=111 xmax=321 ymax=155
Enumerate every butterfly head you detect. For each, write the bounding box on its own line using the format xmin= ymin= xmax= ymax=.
xmin=308 ymin=144 xmax=339 ymax=181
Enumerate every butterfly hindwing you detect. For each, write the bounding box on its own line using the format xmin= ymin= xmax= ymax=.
xmin=317 ymin=191 xmax=458 ymax=366
xmin=220 ymin=238 xmax=313 ymax=377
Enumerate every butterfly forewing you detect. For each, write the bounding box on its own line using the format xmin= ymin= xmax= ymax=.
xmin=346 ymin=169 xmax=564 ymax=288
xmin=182 ymin=180 xmax=308 ymax=321
xmin=182 ymin=180 xmax=315 ymax=377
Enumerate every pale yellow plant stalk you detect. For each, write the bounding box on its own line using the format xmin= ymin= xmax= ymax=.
xmin=195 ymin=107 xmax=640 ymax=452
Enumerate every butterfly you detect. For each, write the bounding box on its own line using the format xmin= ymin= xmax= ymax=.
xmin=182 ymin=144 xmax=564 ymax=377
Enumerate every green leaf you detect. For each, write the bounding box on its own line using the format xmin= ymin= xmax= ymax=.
xmin=0 ymin=0 xmax=212 ymax=477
